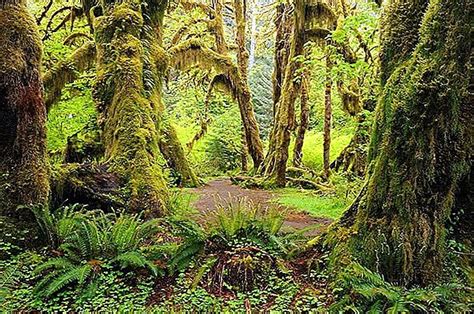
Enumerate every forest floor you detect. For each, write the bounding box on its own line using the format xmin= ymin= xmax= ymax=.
xmin=189 ymin=179 xmax=333 ymax=237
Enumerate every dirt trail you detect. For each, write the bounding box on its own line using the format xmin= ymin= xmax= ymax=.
xmin=189 ymin=179 xmax=332 ymax=237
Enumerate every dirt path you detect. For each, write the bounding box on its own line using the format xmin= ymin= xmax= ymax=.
xmin=189 ymin=179 xmax=332 ymax=237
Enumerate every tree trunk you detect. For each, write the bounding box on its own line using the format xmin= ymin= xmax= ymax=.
xmin=330 ymin=112 xmax=369 ymax=177
xmin=0 ymin=0 xmax=49 ymax=217
xmin=262 ymin=0 xmax=305 ymax=187
xmin=272 ymin=2 xmax=292 ymax=116
xmin=233 ymin=0 xmax=265 ymax=169
xmin=323 ymin=57 xmax=332 ymax=179
xmin=93 ymin=0 xmax=169 ymax=214
xmin=241 ymin=126 xmax=249 ymax=172
xmin=292 ymin=73 xmax=310 ymax=167
xmin=325 ymin=0 xmax=472 ymax=286
xmin=159 ymin=123 xmax=199 ymax=188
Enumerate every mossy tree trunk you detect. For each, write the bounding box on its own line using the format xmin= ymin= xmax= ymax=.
xmin=159 ymin=122 xmax=199 ymax=187
xmin=272 ymin=2 xmax=292 ymax=116
xmin=323 ymin=57 xmax=332 ymax=179
xmin=326 ymin=0 xmax=472 ymax=286
xmin=233 ymin=0 xmax=265 ymax=169
xmin=0 ymin=0 xmax=49 ymax=217
xmin=292 ymin=73 xmax=310 ymax=167
xmin=93 ymin=0 xmax=169 ymax=214
xmin=262 ymin=0 xmax=305 ymax=187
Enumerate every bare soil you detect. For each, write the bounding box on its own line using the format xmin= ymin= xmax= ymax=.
xmin=189 ymin=179 xmax=332 ymax=237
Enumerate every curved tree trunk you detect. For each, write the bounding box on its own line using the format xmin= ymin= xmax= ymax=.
xmin=93 ymin=0 xmax=169 ymax=214
xmin=326 ymin=0 xmax=472 ymax=286
xmin=0 ymin=0 xmax=49 ymax=217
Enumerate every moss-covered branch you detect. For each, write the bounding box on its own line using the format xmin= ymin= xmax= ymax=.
xmin=43 ymin=41 xmax=96 ymax=110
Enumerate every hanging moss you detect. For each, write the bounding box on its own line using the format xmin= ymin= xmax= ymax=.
xmin=324 ymin=0 xmax=472 ymax=286
xmin=0 ymin=0 xmax=49 ymax=219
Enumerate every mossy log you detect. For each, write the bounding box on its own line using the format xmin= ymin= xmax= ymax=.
xmin=324 ymin=0 xmax=472 ymax=286
xmin=0 ymin=0 xmax=49 ymax=219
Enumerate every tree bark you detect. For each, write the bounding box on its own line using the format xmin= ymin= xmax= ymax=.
xmin=93 ymin=0 xmax=169 ymax=214
xmin=0 ymin=0 xmax=49 ymax=217
xmin=325 ymin=0 xmax=472 ymax=286
xmin=272 ymin=2 xmax=292 ymax=116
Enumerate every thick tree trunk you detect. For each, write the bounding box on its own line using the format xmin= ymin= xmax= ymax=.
xmin=292 ymin=74 xmax=310 ymax=167
xmin=323 ymin=57 xmax=332 ymax=179
xmin=325 ymin=0 xmax=472 ymax=286
xmin=93 ymin=0 xmax=169 ymax=214
xmin=262 ymin=0 xmax=305 ymax=187
xmin=0 ymin=0 xmax=49 ymax=217
xmin=233 ymin=0 xmax=265 ymax=169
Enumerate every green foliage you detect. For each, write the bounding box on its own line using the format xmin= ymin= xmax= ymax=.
xmin=331 ymin=262 xmax=472 ymax=313
xmin=32 ymin=209 xmax=162 ymax=298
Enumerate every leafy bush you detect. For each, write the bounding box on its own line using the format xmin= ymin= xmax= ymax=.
xmin=168 ymin=200 xmax=297 ymax=294
xmin=32 ymin=209 xmax=162 ymax=298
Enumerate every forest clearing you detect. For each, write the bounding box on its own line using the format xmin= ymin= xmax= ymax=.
xmin=0 ymin=0 xmax=472 ymax=312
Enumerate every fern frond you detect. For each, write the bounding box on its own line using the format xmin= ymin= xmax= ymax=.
xmin=113 ymin=251 xmax=159 ymax=276
xmin=43 ymin=264 xmax=92 ymax=297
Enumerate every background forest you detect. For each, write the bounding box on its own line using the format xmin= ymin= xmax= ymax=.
xmin=0 ymin=0 xmax=472 ymax=312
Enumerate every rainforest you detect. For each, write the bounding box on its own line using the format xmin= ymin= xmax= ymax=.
xmin=0 ymin=0 xmax=472 ymax=312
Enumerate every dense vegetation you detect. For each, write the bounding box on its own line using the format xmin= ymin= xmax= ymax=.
xmin=0 ymin=0 xmax=472 ymax=312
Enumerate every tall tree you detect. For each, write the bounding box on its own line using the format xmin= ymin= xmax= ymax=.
xmin=0 ymin=0 xmax=49 ymax=217
xmin=325 ymin=0 xmax=472 ymax=286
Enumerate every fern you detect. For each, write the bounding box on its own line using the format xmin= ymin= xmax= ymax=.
xmin=42 ymin=264 xmax=93 ymax=298
xmin=113 ymin=251 xmax=160 ymax=276
xmin=33 ymin=210 xmax=162 ymax=298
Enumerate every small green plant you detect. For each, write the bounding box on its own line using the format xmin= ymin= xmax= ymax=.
xmin=33 ymin=210 xmax=162 ymax=298
xmin=330 ymin=262 xmax=472 ymax=313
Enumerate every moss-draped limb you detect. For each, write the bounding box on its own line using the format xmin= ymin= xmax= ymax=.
xmin=43 ymin=41 xmax=96 ymax=110
xmin=324 ymin=0 xmax=473 ymax=286
xmin=170 ymin=39 xmax=265 ymax=169
xmin=0 ymin=0 xmax=49 ymax=218
xmin=93 ymin=0 xmax=169 ymax=214
xmin=159 ymin=122 xmax=200 ymax=187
